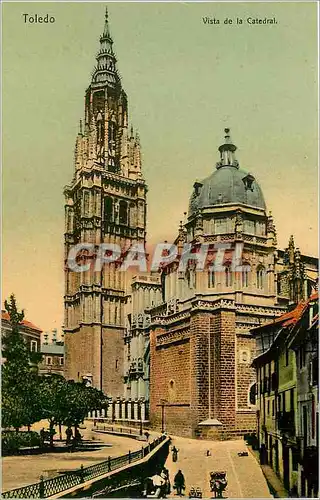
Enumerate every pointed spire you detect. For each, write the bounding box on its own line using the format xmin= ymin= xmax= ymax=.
xmin=102 ymin=7 xmax=112 ymax=40
xmin=217 ymin=127 xmax=239 ymax=169
xmin=288 ymin=235 xmax=295 ymax=264
xmin=91 ymin=7 xmax=120 ymax=87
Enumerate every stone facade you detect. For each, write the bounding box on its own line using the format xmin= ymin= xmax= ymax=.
xmin=64 ymin=9 xmax=147 ymax=397
xmin=147 ymin=129 xmax=318 ymax=439
xmin=39 ymin=341 xmax=64 ymax=377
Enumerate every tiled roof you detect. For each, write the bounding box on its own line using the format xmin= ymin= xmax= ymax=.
xmin=252 ymin=293 xmax=318 ymax=333
xmin=1 ymin=310 xmax=42 ymax=333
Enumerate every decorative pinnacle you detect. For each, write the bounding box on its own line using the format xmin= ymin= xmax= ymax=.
xmin=102 ymin=6 xmax=112 ymax=39
xmin=224 ymin=127 xmax=232 ymax=144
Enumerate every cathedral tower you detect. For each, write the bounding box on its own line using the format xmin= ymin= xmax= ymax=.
xmin=64 ymin=8 xmax=147 ymax=396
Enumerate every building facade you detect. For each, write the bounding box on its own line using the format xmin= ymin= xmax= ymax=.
xmin=39 ymin=331 xmax=65 ymax=377
xmin=64 ymin=9 xmax=147 ymax=397
xmin=1 ymin=310 xmax=42 ymax=355
xmin=288 ymin=294 xmax=318 ymax=497
xmin=252 ymin=294 xmax=318 ymax=497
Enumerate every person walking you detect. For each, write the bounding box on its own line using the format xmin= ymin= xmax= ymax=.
xmin=65 ymin=426 xmax=73 ymax=445
xmin=40 ymin=428 xmax=46 ymax=448
xmin=174 ymin=470 xmax=185 ymax=496
xmin=172 ymin=445 xmax=179 ymax=462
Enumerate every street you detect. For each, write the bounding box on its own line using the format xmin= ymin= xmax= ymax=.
xmin=165 ymin=436 xmax=272 ymax=499
xmin=3 ymin=420 xmax=272 ymax=498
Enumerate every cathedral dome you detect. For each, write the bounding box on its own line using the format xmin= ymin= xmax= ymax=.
xmin=189 ymin=129 xmax=266 ymax=216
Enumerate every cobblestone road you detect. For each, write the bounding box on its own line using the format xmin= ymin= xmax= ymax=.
xmin=165 ymin=436 xmax=272 ymax=499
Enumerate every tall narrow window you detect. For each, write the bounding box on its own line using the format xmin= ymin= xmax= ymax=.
xmin=83 ymin=191 xmax=90 ymax=215
xmin=30 ymin=340 xmax=37 ymax=352
xmin=257 ymin=266 xmax=265 ymax=289
xmin=119 ymin=200 xmax=128 ymax=225
xmin=225 ymin=266 xmax=232 ymax=287
xmin=242 ymin=266 xmax=250 ymax=288
xmin=208 ymin=268 xmax=215 ymax=288
xmin=104 ymin=197 xmax=113 ymax=222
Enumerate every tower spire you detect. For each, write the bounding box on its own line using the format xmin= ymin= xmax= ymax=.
xmin=91 ymin=6 xmax=120 ymax=87
xmin=217 ymin=128 xmax=239 ymax=169
xmin=103 ymin=7 xmax=111 ymax=39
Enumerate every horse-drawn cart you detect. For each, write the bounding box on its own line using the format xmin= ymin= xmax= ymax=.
xmin=209 ymin=471 xmax=227 ymax=498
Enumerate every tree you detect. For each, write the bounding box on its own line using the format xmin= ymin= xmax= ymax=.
xmin=62 ymin=382 xmax=107 ymax=432
xmin=37 ymin=375 xmax=108 ymax=446
xmin=38 ymin=374 xmax=66 ymax=447
xmin=2 ymin=295 xmax=43 ymax=430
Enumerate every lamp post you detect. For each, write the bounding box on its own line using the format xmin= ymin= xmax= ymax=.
xmin=139 ymin=399 xmax=143 ymax=436
xmin=158 ymin=399 xmax=168 ymax=433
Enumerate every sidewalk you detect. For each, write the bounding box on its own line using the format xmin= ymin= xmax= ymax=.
xmin=248 ymin=446 xmax=288 ymax=498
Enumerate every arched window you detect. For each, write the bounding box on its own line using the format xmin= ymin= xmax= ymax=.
xmin=208 ymin=267 xmax=215 ymax=288
xmin=119 ymin=200 xmax=128 ymax=225
xmin=242 ymin=265 xmax=250 ymax=288
xmin=104 ymin=197 xmax=113 ymax=222
xmin=257 ymin=266 xmax=265 ymax=289
xmin=225 ymin=266 xmax=232 ymax=287
xmin=249 ymin=383 xmax=257 ymax=406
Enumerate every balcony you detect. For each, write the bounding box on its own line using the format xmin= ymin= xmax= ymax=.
xmin=277 ymin=410 xmax=295 ymax=436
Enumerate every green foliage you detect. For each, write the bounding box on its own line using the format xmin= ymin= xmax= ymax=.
xmin=2 ymin=431 xmax=40 ymax=455
xmin=2 ymin=294 xmax=108 ymax=439
xmin=2 ymin=295 xmax=30 ymax=390
xmin=39 ymin=375 xmax=107 ymax=429
xmin=62 ymin=382 xmax=106 ymax=428
xmin=2 ymin=295 xmax=43 ymax=429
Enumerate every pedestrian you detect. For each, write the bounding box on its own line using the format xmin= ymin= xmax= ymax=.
xmin=206 ymin=449 xmax=211 ymax=456
xmin=75 ymin=428 xmax=82 ymax=443
xmin=172 ymin=445 xmax=179 ymax=462
xmin=151 ymin=471 xmax=166 ymax=498
xmin=174 ymin=470 xmax=185 ymax=496
xmin=65 ymin=426 xmax=73 ymax=445
xmin=40 ymin=428 xmax=46 ymax=448
xmin=144 ymin=431 xmax=150 ymax=442
xmin=161 ymin=467 xmax=171 ymax=495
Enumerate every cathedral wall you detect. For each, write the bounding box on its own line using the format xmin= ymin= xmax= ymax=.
xmin=64 ymin=325 xmax=101 ymax=387
xmin=215 ymin=310 xmax=237 ymax=430
xmin=189 ymin=312 xmax=212 ymax=430
xmin=236 ymin=334 xmax=256 ymax=410
xmin=149 ymin=325 xmax=191 ymax=436
xmin=235 ymin=411 xmax=256 ymax=435
xmin=102 ymin=326 xmax=124 ymax=398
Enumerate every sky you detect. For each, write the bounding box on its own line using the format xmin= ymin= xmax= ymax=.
xmin=2 ymin=1 xmax=318 ymax=331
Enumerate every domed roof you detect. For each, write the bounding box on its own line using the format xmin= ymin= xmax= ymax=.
xmin=189 ymin=129 xmax=266 ymax=216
